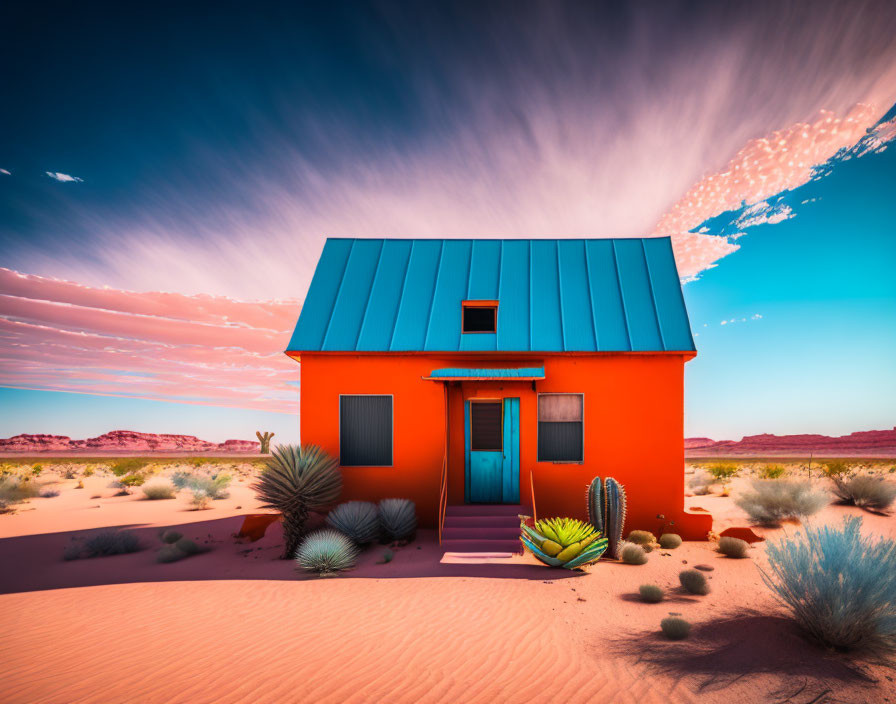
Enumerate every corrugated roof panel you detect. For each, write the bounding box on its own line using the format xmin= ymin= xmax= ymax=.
xmin=584 ymin=240 xmax=630 ymax=351
xmin=613 ymin=239 xmax=664 ymax=351
xmin=390 ymin=240 xmax=442 ymax=350
xmin=530 ymin=240 xmax=564 ymax=351
xmin=287 ymin=238 xmax=353 ymax=351
xmin=321 ymin=239 xmax=384 ymax=350
xmin=356 ymin=239 xmax=413 ymax=351
xmin=287 ymin=237 xmax=696 ymax=353
xmin=557 ymin=240 xmax=598 ymax=351
xmin=496 ymin=240 xmax=530 ymax=350
xmin=643 ymin=237 xmax=695 ymax=351
xmin=425 ymin=240 xmax=471 ymax=351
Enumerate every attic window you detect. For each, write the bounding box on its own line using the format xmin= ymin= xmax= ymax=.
xmin=462 ymin=301 xmax=497 ymax=333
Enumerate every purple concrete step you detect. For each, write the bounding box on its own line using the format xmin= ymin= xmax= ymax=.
xmin=441 ymin=526 xmax=521 ymax=540
xmin=444 ymin=504 xmax=529 ymax=517
xmin=442 ymin=515 xmax=522 ymax=529
xmin=441 ymin=538 xmax=523 ymax=554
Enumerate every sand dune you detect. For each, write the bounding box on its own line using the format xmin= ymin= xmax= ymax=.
xmin=1 ymin=469 xmax=894 ymax=703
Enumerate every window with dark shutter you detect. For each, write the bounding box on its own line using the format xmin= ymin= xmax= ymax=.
xmin=462 ymin=303 xmax=497 ymax=333
xmin=339 ymin=395 xmax=393 ymax=466
xmin=470 ymin=401 xmax=503 ymax=451
xmin=537 ymin=394 xmax=583 ymax=462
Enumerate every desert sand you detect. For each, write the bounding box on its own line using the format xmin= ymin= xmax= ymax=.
xmin=1 ymin=464 xmax=894 ymax=704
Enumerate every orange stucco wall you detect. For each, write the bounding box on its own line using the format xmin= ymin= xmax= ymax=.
xmin=297 ymin=353 xmax=712 ymax=540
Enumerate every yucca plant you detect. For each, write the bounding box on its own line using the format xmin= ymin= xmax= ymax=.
xmin=326 ymin=501 xmax=381 ymax=545
xmin=296 ymin=529 xmax=359 ymax=575
xmin=520 ymin=517 xmax=608 ymax=569
xmin=378 ymin=499 xmax=417 ymax=541
xmin=253 ymin=444 xmax=342 ymax=558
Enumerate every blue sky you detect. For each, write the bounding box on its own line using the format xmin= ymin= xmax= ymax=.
xmin=1 ymin=1 xmax=895 ymax=442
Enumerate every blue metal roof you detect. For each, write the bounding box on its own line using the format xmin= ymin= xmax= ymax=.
xmin=287 ymin=238 xmax=695 ymax=353
xmin=428 ymin=367 xmax=545 ymax=379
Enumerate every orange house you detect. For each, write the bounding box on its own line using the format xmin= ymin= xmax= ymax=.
xmin=286 ymin=238 xmax=712 ymax=543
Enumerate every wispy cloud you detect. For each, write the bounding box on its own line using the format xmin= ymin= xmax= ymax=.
xmin=719 ymin=314 xmax=763 ymax=326
xmin=0 ymin=168 xmax=10 ymax=175
xmin=45 ymin=171 xmax=83 ymax=183
xmin=0 ymin=268 xmax=301 ymax=413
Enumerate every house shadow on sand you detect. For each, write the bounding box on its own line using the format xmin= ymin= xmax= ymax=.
xmin=0 ymin=514 xmax=584 ymax=595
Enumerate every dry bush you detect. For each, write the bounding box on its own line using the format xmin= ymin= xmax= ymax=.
xmin=680 ymin=569 xmax=710 ymax=595
xmin=832 ymin=475 xmax=896 ymax=512
xmin=735 ymin=479 xmax=829 ymax=526
xmin=718 ymin=536 xmax=750 ymax=558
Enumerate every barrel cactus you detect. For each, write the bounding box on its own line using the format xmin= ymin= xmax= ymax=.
xmin=521 ymin=517 xmax=609 ymax=569
xmin=586 ymin=476 xmax=605 ymax=535
xmin=604 ymin=477 xmax=627 ymax=560
xmin=296 ymin=529 xmax=359 ymax=574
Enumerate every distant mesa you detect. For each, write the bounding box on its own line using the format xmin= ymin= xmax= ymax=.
xmin=685 ymin=427 xmax=896 ymax=457
xmin=0 ymin=430 xmax=260 ymax=454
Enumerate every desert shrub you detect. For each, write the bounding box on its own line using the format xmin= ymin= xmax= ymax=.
xmin=326 ymin=501 xmax=380 ymax=545
xmin=679 ymin=569 xmax=710 ymax=595
xmin=621 ymin=542 xmax=648 ymax=565
xmin=63 ymin=467 xmax=76 ymax=479
xmin=171 ymin=471 xmax=231 ymax=499
xmin=761 ymin=516 xmax=896 ymax=655
xmin=82 ymin=530 xmax=141 ymax=557
xmin=707 ymin=463 xmax=740 ymax=483
xmin=661 ymin=617 xmax=691 ymax=640
xmin=142 ymin=482 xmax=176 ymax=500
xmin=718 ymin=536 xmax=749 ymax=558
xmin=378 ymin=499 xmax=417 ymax=541
xmin=110 ymin=458 xmax=148 ymax=477
xmin=254 ymin=445 xmax=342 ymax=558
xmin=39 ymin=486 xmax=61 ymax=498
xmin=83 ymin=467 xmax=95 ymax=477
xmin=174 ymin=538 xmax=201 ymax=555
xmin=734 ymin=479 xmax=829 ymax=526
xmin=295 ymin=529 xmax=359 ymax=574
xmin=189 ymin=491 xmax=211 ymax=510
xmin=639 ymin=584 xmax=664 ymax=603
xmin=758 ymin=464 xmax=786 ymax=479
xmin=119 ymin=473 xmax=146 ymax=488
xmin=688 ymin=469 xmax=713 ymax=495
xmin=62 ymin=544 xmax=82 ymax=561
xmin=32 ymin=464 xmax=43 ymax=476
xmin=160 ymin=530 xmax=183 ymax=544
xmin=659 ymin=533 xmax=682 ymax=549
xmin=157 ymin=545 xmax=186 ymax=563
xmin=821 ymin=460 xmax=852 ymax=479
xmin=832 ymin=475 xmax=896 ymax=512
xmin=0 ymin=476 xmax=41 ymax=503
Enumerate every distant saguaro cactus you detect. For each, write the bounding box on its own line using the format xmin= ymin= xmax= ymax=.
xmin=256 ymin=431 xmax=275 ymax=454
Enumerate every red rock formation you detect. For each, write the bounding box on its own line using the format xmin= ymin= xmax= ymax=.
xmin=0 ymin=431 xmax=261 ymax=454
xmin=685 ymin=427 xmax=896 ymax=456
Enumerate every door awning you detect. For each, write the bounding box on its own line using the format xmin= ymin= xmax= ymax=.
xmin=424 ymin=366 xmax=545 ymax=381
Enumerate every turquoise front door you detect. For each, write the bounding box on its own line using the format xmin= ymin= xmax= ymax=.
xmin=465 ymin=398 xmax=520 ymax=503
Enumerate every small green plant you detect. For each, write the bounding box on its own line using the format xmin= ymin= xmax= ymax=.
xmin=142 ymin=482 xmax=176 ymax=500
xmin=707 ymin=463 xmax=740 ymax=493
xmin=110 ymin=458 xmax=148 ymax=477
xmin=821 ymin=460 xmax=852 ymax=479
xmin=621 ymin=543 xmax=648 ymax=565
xmin=639 ymin=584 xmax=664 ymax=603
xmin=661 ymin=617 xmax=691 ymax=640
xmin=83 ymin=467 xmax=95 ymax=477
xmin=521 ymin=517 xmax=608 ymax=569
xmin=326 ymin=501 xmax=380 ymax=545
xmin=718 ymin=536 xmax=750 ymax=558
xmin=378 ymin=549 xmax=394 ymax=564
xmin=679 ymin=569 xmax=709 ymax=595
xmin=379 ymin=498 xmax=418 ymax=542
xmin=658 ymin=533 xmax=682 ymax=549
xmin=32 ymin=464 xmax=43 ymax=476
xmin=831 ymin=475 xmax=896 ymax=512
xmin=295 ymin=529 xmax=359 ymax=574
xmin=119 ymin=473 xmax=146 ymax=488
xmin=735 ymin=479 xmax=829 ymax=526
xmin=171 ymin=471 xmax=231 ymax=499
xmin=757 ymin=464 xmax=786 ymax=479
xmin=761 ymin=517 xmax=896 ymax=655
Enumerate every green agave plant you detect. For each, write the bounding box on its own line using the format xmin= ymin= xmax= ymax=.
xmin=295 ymin=529 xmax=359 ymax=575
xmin=520 ymin=517 xmax=609 ymax=569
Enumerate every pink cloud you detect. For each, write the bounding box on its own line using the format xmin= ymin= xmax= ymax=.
xmin=0 ymin=271 xmax=301 ymax=413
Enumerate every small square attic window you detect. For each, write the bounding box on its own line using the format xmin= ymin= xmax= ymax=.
xmin=462 ymin=301 xmax=497 ymax=333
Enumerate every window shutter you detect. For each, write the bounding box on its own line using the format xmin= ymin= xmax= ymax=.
xmin=340 ymin=395 xmax=392 ymax=466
